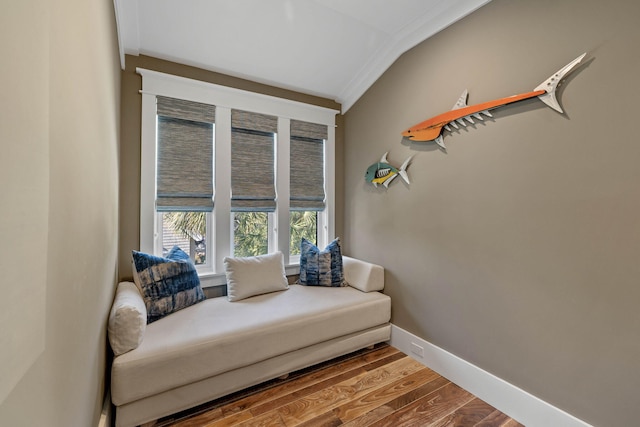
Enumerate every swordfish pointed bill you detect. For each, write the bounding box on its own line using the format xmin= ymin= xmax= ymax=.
xmin=534 ymin=52 xmax=587 ymax=113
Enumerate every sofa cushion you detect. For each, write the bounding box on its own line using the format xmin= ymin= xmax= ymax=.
xmin=111 ymin=284 xmax=391 ymax=405
xmin=298 ymin=238 xmax=347 ymax=287
xmin=224 ymin=251 xmax=289 ymax=301
xmin=132 ymin=247 xmax=205 ymax=323
xmin=108 ymin=282 xmax=146 ymax=356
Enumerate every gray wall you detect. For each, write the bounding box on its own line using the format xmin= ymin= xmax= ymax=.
xmin=0 ymin=0 xmax=121 ymax=426
xmin=343 ymin=1 xmax=640 ymax=425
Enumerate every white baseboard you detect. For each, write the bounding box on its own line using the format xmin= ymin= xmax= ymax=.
xmin=390 ymin=324 xmax=592 ymax=427
xmin=98 ymin=390 xmax=112 ymax=427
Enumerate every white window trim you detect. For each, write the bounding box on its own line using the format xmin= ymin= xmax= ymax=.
xmin=138 ymin=68 xmax=338 ymax=287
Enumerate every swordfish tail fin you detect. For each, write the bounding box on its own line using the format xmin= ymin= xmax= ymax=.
xmin=534 ymin=53 xmax=586 ymax=113
xmin=399 ymin=156 xmax=413 ymax=185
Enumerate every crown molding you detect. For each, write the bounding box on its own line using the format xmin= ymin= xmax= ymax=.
xmin=113 ymin=0 xmax=140 ymax=69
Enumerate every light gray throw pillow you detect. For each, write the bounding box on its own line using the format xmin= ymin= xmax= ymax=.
xmin=224 ymin=251 xmax=289 ymax=301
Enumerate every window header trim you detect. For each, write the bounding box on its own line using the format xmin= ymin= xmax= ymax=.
xmin=137 ymin=68 xmax=338 ymax=126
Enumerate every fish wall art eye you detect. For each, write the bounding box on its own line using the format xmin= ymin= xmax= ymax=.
xmin=365 ymin=152 xmax=412 ymax=188
xmin=401 ymin=53 xmax=587 ymax=149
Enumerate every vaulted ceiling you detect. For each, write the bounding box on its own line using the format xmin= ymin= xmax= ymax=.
xmin=113 ymin=0 xmax=491 ymax=112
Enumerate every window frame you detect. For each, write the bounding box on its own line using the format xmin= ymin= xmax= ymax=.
xmin=138 ymin=68 xmax=338 ymax=287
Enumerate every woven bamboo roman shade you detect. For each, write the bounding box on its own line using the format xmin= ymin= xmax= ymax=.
xmin=290 ymin=119 xmax=327 ymax=211
xmin=231 ymin=110 xmax=278 ymax=212
xmin=156 ymin=96 xmax=215 ymax=212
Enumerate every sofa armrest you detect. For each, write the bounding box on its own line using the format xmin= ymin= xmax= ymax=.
xmin=108 ymin=282 xmax=147 ymax=356
xmin=343 ymin=256 xmax=384 ymax=292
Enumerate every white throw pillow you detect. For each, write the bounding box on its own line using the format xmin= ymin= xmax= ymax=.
xmin=224 ymin=251 xmax=289 ymax=301
xmin=108 ymin=282 xmax=147 ymax=356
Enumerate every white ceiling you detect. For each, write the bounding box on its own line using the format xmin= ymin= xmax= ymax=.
xmin=114 ymin=0 xmax=491 ymax=112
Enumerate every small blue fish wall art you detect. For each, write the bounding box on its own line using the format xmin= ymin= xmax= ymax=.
xmin=365 ymin=152 xmax=412 ymax=188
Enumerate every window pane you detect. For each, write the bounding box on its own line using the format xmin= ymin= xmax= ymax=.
xmin=233 ymin=212 xmax=268 ymax=257
xmin=290 ymin=211 xmax=318 ymax=255
xmin=161 ymin=212 xmax=206 ymax=265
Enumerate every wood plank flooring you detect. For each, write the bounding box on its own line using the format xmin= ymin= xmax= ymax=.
xmin=156 ymin=344 xmax=524 ymax=427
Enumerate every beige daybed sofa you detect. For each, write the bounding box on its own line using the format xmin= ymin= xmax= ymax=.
xmin=109 ymin=256 xmax=391 ymax=427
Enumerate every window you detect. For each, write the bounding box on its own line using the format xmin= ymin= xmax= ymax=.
xmin=161 ymin=212 xmax=207 ymax=264
xmin=153 ymin=96 xmax=214 ymax=269
xmin=289 ymin=119 xmax=327 ymax=259
xmin=138 ymin=68 xmax=338 ymax=286
xmin=231 ymin=110 xmax=277 ymax=257
xmin=289 ymin=211 xmax=317 ymax=256
xmin=234 ymin=212 xmax=269 ymax=257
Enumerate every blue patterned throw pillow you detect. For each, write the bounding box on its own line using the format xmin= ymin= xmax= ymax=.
xmin=298 ymin=238 xmax=347 ymax=287
xmin=132 ymin=246 xmax=205 ymax=323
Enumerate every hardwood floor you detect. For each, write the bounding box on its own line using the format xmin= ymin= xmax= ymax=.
xmin=156 ymin=344 xmax=524 ymax=427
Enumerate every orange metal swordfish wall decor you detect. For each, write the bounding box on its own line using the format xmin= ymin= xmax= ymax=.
xmin=401 ymin=53 xmax=586 ymax=149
